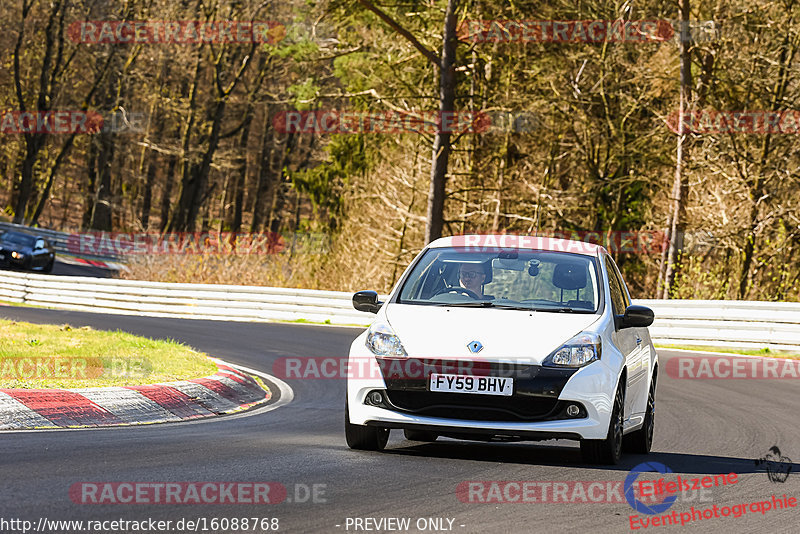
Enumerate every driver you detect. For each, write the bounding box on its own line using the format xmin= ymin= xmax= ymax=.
xmin=458 ymin=263 xmax=487 ymax=298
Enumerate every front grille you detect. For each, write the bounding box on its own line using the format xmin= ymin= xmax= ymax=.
xmin=377 ymin=358 xmax=579 ymax=422
xmin=384 ymin=390 xmax=565 ymax=421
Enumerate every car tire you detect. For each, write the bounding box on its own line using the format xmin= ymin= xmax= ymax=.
xmin=403 ymin=429 xmax=438 ymax=442
xmin=624 ymin=374 xmax=656 ymax=454
xmin=344 ymin=400 xmax=389 ymax=451
xmin=580 ymin=382 xmax=624 ymax=465
xmin=43 ymin=258 xmax=54 ymax=274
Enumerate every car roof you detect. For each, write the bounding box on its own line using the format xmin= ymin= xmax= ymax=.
xmin=428 ymin=234 xmax=606 ymax=257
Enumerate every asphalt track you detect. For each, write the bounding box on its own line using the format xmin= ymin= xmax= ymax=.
xmin=50 ymin=260 xmax=113 ymax=278
xmin=0 ymin=306 xmax=798 ymax=534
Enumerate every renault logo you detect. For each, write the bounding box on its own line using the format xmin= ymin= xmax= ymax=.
xmin=468 ymin=341 xmax=483 ymax=353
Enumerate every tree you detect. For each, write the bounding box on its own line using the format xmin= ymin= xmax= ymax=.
xmin=355 ymin=0 xmax=457 ymax=243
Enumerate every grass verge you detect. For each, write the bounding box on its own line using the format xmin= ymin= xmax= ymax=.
xmin=0 ymin=319 xmax=218 ymax=389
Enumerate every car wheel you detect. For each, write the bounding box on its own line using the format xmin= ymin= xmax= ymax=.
xmin=43 ymin=258 xmax=55 ymax=274
xmin=344 ymin=400 xmax=389 ymax=451
xmin=403 ymin=429 xmax=438 ymax=442
xmin=624 ymin=374 xmax=656 ymax=454
xmin=580 ymin=382 xmax=624 ymax=465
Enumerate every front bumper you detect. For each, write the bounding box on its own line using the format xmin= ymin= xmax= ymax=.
xmin=0 ymin=250 xmax=28 ymax=268
xmin=346 ymin=342 xmax=618 ymax=440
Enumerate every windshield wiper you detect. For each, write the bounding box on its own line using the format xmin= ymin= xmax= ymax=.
xmin=487 ymin=303 xmax=536 ymax=311
xmin=432 ymin=300 xmax=496 ymax=307
xmin=430 ymin=301 xmax=535 ymax=311
xmin=425 ymin=302 xmax=594 ymax=312
xmin=534 ymin=307 xmax=595 ymax=314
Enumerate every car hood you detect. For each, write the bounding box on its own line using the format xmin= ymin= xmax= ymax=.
xmin=0 ymin=243 xmax=32 ymax=252
xmin=384 ymin=304 xmax=602 ymax=364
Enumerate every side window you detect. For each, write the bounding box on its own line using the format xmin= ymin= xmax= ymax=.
xmin=605 ymin=257 xmax=626 ymax=315
xmin=35 ymin=239 xmax=44 ymax=249
xmin=610 ymin=258 xmax=631 ymax=308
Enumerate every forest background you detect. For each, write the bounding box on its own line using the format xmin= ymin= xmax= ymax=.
xmin=2 ymin=0 xmax=799 ymax=301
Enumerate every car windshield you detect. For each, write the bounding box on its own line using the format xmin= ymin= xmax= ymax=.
xmin=398 ymin=247 xmax=601 ymax=313
xmin=0 ymin=231 xmax=36 ymax=247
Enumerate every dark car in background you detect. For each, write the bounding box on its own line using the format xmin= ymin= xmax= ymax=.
xmin=0 ymin=230 xmax=56 ymax=273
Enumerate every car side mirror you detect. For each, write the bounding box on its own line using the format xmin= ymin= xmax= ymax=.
xmin=617 ymin=305 xmax=654 ymax=329
xmin=353 ymin=290 xmax=383 ymax=314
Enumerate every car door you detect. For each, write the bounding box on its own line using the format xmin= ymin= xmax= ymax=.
xmin=615 ymin=260 xmax=652 ymax=418
xmin=604 ymin=256 xmax=643 ymax=424
xmin=42 ymin=239 xmax=55 ymax=264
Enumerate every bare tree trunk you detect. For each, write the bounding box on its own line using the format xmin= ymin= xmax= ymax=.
xmin=354 ymin=0 xmax=456 ymax=243
xmin=251 ymin=116 xmax=274 ymax=233
xmin=159 ymin=155 xmax=177 ymax=233
xmin=230 ymin=105 xmax=255 ymax=233
xmin=167 ymin=54 xmax=202 ymax=232
xmin=30 ymin=134 xmax=76 ymax=225
xmin=141 ymin=153 xmax=157 ymax=230
xmin=90 ymin=127 xmax=115 ymax=231
xmin=425 ymin=0 xmax=458 ymax=243
xmin=83 ymin=141 xmax=98 ymax=228
xmin=11 ymin=0 xmax=60 ymax=224
xmin=184 ymin=100 xmax=227 ymax=231
xmin=740 ymin=14 xmax=796 ymax=298
xmin=662 ymin=0 xmax=692 ymax=299
xmin=268 ymin=133 xmax=296 ymax=235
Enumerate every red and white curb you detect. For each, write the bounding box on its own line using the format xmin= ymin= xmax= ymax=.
xmin=56 ymin=253 xmax=126 ymax=271
xmin=0 ymin=361 xmax=270 ymax=430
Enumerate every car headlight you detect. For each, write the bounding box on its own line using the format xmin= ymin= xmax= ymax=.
xmin=365 ymin=322 xmax=408 ymax=357
xmin=543 ymin=332 xmax=601 ymax=368
xmin=11 ymin=251 xmax=23 ymax=259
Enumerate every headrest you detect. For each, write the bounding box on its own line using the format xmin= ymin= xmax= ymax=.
xmin=482 ymin=261 xmax=492 ymax=284
xmin=552 ymin=262 xmax=587 ymax=290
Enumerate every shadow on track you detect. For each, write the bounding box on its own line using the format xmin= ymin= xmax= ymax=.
xmin=376 ymin=439 xmax=797 ymax=475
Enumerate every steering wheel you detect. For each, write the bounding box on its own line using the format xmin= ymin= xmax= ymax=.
xmin=433 ymin=286 xmax=482 ymax=299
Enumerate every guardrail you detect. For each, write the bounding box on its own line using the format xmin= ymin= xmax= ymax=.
xmin=0 ymin=271 xmax=798 ymax=351
xmin=636 ymin=299 xmax=800 ymax=352
xmin=0 ymin=270 xmax=375 ymax=326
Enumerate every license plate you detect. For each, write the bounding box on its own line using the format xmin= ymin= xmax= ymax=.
xmin=429 ymin=373 xmax=513 ymax=396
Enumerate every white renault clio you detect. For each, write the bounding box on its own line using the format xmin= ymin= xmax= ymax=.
xmin=345 ymin=235 xmax=657 ymax=464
